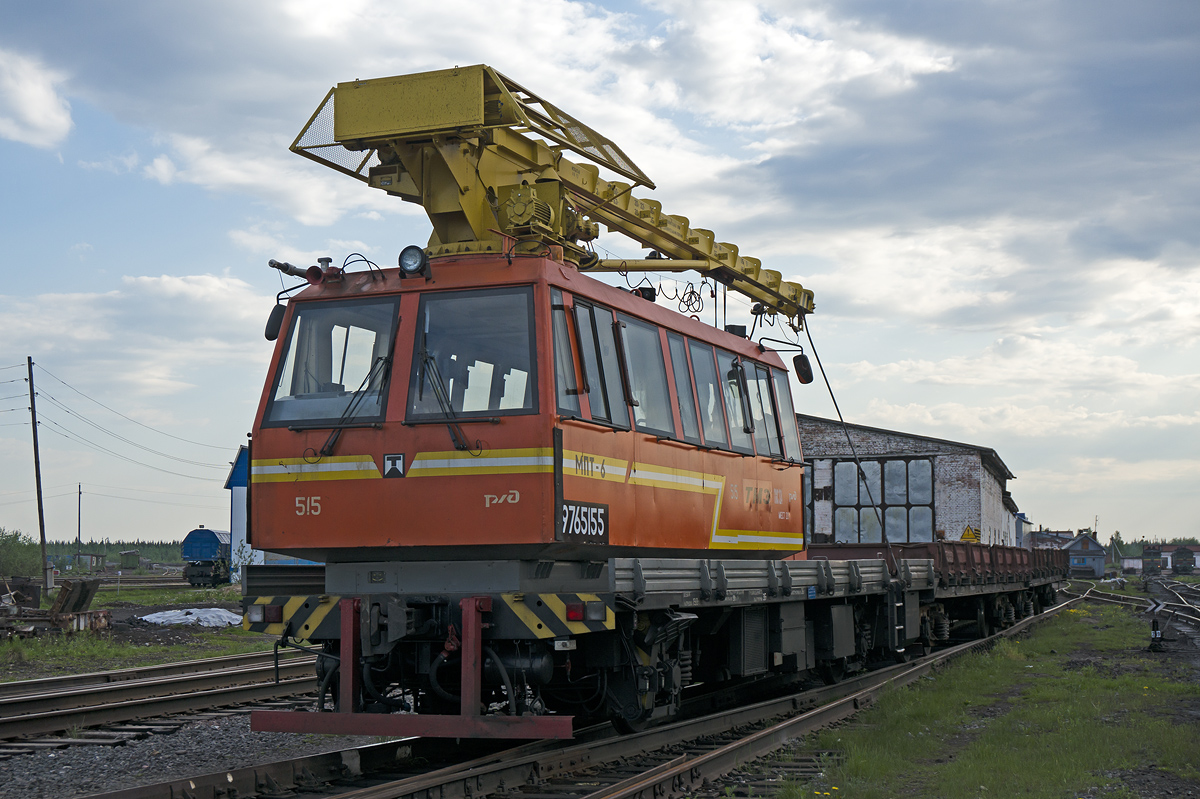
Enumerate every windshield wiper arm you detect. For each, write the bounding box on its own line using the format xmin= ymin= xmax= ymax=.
xmin=421 ymin=353 xmax=475 ymax=452
xmin=319 ymin=355 xmax=391 ymax=457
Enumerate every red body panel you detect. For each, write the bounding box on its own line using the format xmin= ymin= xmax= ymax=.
xmin=249 ymin=254 xmax=806 ymax=562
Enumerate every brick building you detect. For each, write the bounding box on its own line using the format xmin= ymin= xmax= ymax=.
xmin=797 ymin=414 xmax=1020 ymax=547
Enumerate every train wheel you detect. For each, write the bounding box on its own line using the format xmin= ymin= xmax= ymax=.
xmin=818 ymin=658 xmax=846 ymax=685
xmin=612 ymin=710 xmax=653 ymax=734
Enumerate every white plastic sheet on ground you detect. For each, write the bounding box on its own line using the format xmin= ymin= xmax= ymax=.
xmin=139 ymin=608 xmax=243 ymax=627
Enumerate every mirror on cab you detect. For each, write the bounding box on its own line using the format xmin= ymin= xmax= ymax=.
xmin=793 ymin=353 xmax=814 ymax=385
xmin=265 ymin=304 xmax=286 ymax=341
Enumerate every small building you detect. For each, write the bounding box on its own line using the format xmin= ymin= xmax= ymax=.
xmin=1063 ymin=533 xmax=1105 ymax=578
xmin=68 ymin=553 xmax=105 ymax=571
xmin=224 ymin=446 xmax=262 ymax=581
xmin=118 ymin=550 xmax=140 ymax=570
xmin=796 ymin=414 xmax=1020 ymax=546
xmin=1163 ymin=544 xmax=1199 ymax=574
xmin=1029 ymin=529 xmax=1074 ymax=549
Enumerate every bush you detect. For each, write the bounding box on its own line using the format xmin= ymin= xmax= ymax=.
xmin=0 ymin=527 xmax=43 ymax=578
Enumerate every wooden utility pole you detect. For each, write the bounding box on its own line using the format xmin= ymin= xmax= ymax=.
xmin=26 ymin=357 xmax=49 ymax=592
xmin=77 ymin=483 xmax=82 ymax=563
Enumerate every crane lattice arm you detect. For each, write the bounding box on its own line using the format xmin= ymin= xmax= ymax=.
xmin=291 ymin=64 xmax=814 ymax=326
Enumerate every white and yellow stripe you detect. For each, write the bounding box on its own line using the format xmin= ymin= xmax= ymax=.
xmin=251 ymin=455 xmax=381 ymax=483
xmin=407 ymin=447 xmax=554 ymax=477
xmin=711 ymin=529 xmax=806 ymax=549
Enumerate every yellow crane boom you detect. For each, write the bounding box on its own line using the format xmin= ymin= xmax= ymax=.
xmin=291 ymin=64 xmax=814 ymax=327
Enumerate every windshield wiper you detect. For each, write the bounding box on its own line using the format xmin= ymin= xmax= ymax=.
xmin=420 ymin=351 xmax=475 ymax=452
xmin=318 ymin=355 xmax=391 ymax=457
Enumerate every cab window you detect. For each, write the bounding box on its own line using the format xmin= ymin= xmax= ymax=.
xmin=715 ymin=349 xmax=755 ymax=454
xmin=688 ymin=340 xmax=729 ymax=448
xmin=407 ymin=286 xmax=537 ymax=419
xmin=551 ymin=288 xmax=580 ymax=414
xmin=772 ymin=368 xmax=803 ymax=462
xmin=263 ymin=297 xmax=399 ymax=427
xmin=573 ymin=302 xmax=629 ymax=428
xmin=747 ymin=363 xmax=781 ymax=458
xmin=667 ymin=333 xmax=702 ymax=444
xmin=616 ymin=314 xmax=675 ymax=437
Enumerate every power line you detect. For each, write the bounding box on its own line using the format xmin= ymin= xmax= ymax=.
xmin=37 ymin=391 xmax=227 ymax=469
xmin=85 ymin=491 xmax=225 ymax=510
xmin=0 ymin=364 xmax=24 ymax=372
xmin=37 ymin=421 xmax=223 ymax=483
xmin=35 ymin=364 xmax=231 ymax=451
xmin=87 ymin=483 xmax=227 ymax=499
xmin=0 ymin=491 xmax=76 ymax=508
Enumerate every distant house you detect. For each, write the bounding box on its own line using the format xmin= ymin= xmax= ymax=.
xmin=1162 ymin=544 xmax=1199 ymax=574
xmin=68 ymin=553 xmax=105 ymax=571
xmin=1029 ymin=529 xmax=1074 ymax=549
xmin=1063 ymin=533 xmax=1105 ymax=578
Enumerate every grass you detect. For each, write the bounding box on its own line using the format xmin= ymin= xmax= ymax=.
xmin=777 ymin=604 xmax=1200 ymax=799
xmin=90 ymin=584 xmax=243 ymax=608
xmin=0 ymin=626 xmax=274 ymax=679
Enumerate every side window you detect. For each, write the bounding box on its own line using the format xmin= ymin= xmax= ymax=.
xmin=617 ymin=315 xmax=675 ymax=437
xmin=667 ymin=334 xmax=701 ymax=444
xmin=715 ymin=349 xmax=754 ymax=454
xmin=688 ymin=341 xmax=729 ymax=448
xmin=574 ymin=302 xmax=629 ymax=428
xmin=771 ymin=368 xmax=802 ymax=461
xmin=747 ymin=364 xmax=781 ymax=458
xmin=550 ymin=288 xmax=579 ymax=415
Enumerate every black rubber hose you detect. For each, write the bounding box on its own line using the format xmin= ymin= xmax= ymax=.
xmin=317 ymin=660 xmax=338 ymax=712
xmin=428 ymin=652 xmax=460 ymax=703
xmin=484 ymin=646 xmax=517 ymax=715
xmin=362 ymin=659 xmax=409 ymax=709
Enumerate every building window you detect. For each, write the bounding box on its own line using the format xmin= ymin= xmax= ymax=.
xmin=823 ymin=458 xmax=935 ymax=544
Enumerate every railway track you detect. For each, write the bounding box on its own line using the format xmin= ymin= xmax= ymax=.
xmin=0 ymin=650 xmax=317 ymax=748
xmin=77 ymin=597 xmax=1081 ymax=799
xmin=1064 ymin=579 xmax=1200 ymax=626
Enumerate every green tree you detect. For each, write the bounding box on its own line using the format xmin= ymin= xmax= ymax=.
xmin=0 ymin=527 xmax=43 ymax=578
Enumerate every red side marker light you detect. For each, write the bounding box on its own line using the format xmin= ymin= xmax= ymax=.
xmin=565 ymin=602 xmax=585 ymax=621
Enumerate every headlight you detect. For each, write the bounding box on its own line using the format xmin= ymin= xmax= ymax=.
xmin=398 ymin=245 xmax=429 ymax=278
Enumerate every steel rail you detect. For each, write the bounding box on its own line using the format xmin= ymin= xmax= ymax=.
xmin=0 ymin=669 xmax=317 ymax=740
xmin=1066 ymin=580 xmax=1200 ymax=625
xmin=0 ymin=659 xmax=315 ymax=720
xmin=79 ymin=598 xmax=1080 ymax=799
xmin=0 ymin=650 xmax=311 ymax=699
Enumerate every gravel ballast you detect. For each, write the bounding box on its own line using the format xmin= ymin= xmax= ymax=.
xmin=0 ymin=714 xmax=385 ymax=799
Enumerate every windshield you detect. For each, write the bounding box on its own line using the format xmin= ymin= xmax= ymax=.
xmin=407 ymin=286 xmax=537 ymax=419
xmin=263 ymin=297 xmax=399 ymax=427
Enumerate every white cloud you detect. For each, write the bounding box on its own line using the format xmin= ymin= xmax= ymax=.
xmin=1021 ymin=456 xmax=1200 ymax=493
xmin=143 ymin=154 xmax=178 ymax=184
xmin=79 ymin=152 xmax=139 ymax=173
xmin=0 ymin=48 xmax=72 ymax=147
xmin=1 ymin=274 xmax=273 ymax=398
xmin=228 ymin=225 xmax=376 ymax=268
xmin=637 ymin=0 xmax=955 ymax=131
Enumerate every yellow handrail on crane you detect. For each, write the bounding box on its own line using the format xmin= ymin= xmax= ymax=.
xmin=291 ymin=64 xmax=814 ymax=327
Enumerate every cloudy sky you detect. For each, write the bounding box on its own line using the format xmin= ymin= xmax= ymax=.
xmin=1 ymin=1 xmax=1197 ymax=547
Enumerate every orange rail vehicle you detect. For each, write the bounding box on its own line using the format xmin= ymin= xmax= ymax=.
xmin=243 ymin=66 xmax=1065 ymax=739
